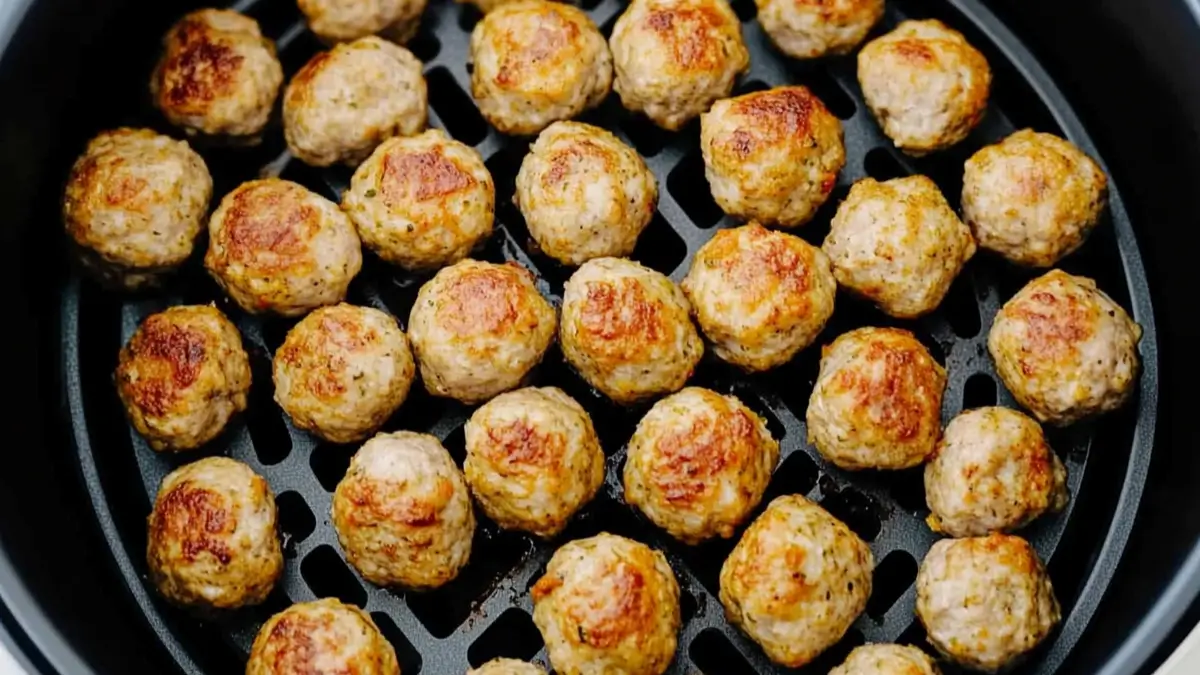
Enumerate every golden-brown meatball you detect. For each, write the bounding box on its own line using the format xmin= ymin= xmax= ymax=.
xmin=247 ymin=598 xmax=399 ymax=675
xmin=624 ymin=387 xmax=779 ymax=543
xmin=298 ymin=0 xmax=426 ymax=44
xmin=469 ymin=659 xmax=547 ymax=675
xmin=205 ymin=179 xmax=363 ymax=317
xmin=682 ymin=222 xmax=836 ymax=371
xmin=332 ymin=431 xmax=475 ymax=589
xmin=700 ymin=86 xmax=845 ymax=227
xmin=988 ymin=270 xmax=1142 ymax=425
xmin=343 ymin=129 xmax=494 ymax=272
xmin=273 ymin=304 xmax=415 ymax=444
xmin=532 ymin=533 xmax=681 ymax=675
xmin=858 ymin=19 xmax=991 ymax=155
xmin=926 ymin=407 xmax=1068 ymax=538
xmin=916 ymin=534 xmax=1060 ymax=672
xmin=407 ymin=260 xmax=557 ymax=403
xmin=465 ymin=387 xmax=604 ymax=538
xmin=150 ymin=9 xmax=283 ymax=141
xmin=116 ymin=305 xmax=251 ymax=452
xmin=284 ymin=37 xmax=427 ymax=167
xmin=146 ymin=457 xmax=282 ymax=609
xmin=807 ymin=327 xmax=946 ymax=470
xmin=720 ymin=495 xmax=873 ymax=668
xmin=757 ymin=0 xmax=883 ymax=59
xmin=830 ymin=644 xmax=941 ymax=675
xmin=514 ymin=121 xmax=657 ymax=265
xmin=62 ymin=128 xmax=212 ymax=290
xmin=561 ymin=257 xmax=703 ymax=405
xmin=824 ymin=176 xmax=976 ymax=319
xmin=470 ymin=1 xmax=612 ymax=135
xmin=963 ymin=129 xmax=1109 ymax=267
xmin=609 ymin=0 xmax=749 ymax=130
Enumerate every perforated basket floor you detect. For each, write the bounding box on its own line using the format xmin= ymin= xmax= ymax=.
xmin=61 ymin=0 xmax=1159 ymax=672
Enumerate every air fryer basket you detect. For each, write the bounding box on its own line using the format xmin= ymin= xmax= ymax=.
xmin=48 ymin=0 xmax=1158 ymax=673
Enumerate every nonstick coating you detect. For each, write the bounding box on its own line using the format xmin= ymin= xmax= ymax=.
xmin=60 ymin=0 xmax=1158 ymax=672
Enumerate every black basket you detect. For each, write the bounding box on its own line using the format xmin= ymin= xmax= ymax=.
xmin=59 ymin=0 xmax=1159 ymax=672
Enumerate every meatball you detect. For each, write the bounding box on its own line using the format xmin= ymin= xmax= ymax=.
xmin=807 ymin=327 xmax=946 ymax=470
xmin=146 ymin=457 xmax=282 ymax=609
xmin=273 ymin=304 xmax=415 ymax=444
xmin=758 ymin=0 xmax=883 ymax=59
xmin=408 ymin=260 xmax=556 ymax=403
xmin=332 ymin=431 xmax=475 ymax=589
xmin=823 ymin=176 xmax=976 ymax=319
xmin=963 ymin=129 xmax=1109 ymax=267
xmin=624 ymin=387 xmax=779 ymax=543
xmin=858 ymin=19 xmax=991 ymax=155
xmin=343 ymin=129 xmax=494 ymax=272
xmin=719 ymin=495 xmax=873 ymax=668
xmin=464 ymin=387 xmax=604 ymax=538
xmin=284 ymin=37 xmax=427 ymax=167
xmin=62 ymin=128 xmax=212 ymax=289
xmin=609 ymin=0 xmax=749 ymax=130
xmin=116 ymin=305 xmax=251 ymax=452
xmin=917 ymin=534 xmax=1060 ymax=672
xmin=700 ymin=86 xmax=845 ymax=227
xmin=830 ymin=644 xmax=941 ymax=675
xmin=561 ymin=257 xmax=703 ymax=404
xmin=469 ymin=660 xmax=546 ymax=675
xmin=682 ymin=222 xmax=836 ymax=371
xmin=470 ymin=1 xmax=612 ymax=135
xmin=298 ymin=0 xmax=426 ymax=44
xmin=205 ymin=179 xmax=363 ymax=317
xmin=514 ymin=121 xmax=657 ymax=265
xmin=150 ymin=9 xmax=283 ymax=141
xmin=989 ymin=270 xmax=1142 ymax=425
xmin=532 ymin=533 xmax=681 ymax=675
xmin=926 ymin=407 xmax=1068 ymax=538
xmin=247 ymin=598 xmax=399 ymax=675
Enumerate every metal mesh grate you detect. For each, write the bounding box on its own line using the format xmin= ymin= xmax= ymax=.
xmin=59 ymin=0 xmax=1160 ymax=672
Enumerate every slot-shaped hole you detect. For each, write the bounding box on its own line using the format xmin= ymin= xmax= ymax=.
xmin=804 ymin=628 xmax=865 ymax=673
xmin=818 ymin=476 xmax=882 ymax=542
xmin=668 ymin=151 xmax=724 ymax=229
xmin=245 ymin=1 xmax=304 ymax=40
xmin=941 ymin=273 xmax=982 ymax=338
xmin=467 ymin=608 xmax=545 ymax=666
xmin=301 ymin=545 xmax=367 ymax=608
xmin=405 ymin=523 xmax=534 ymax=638
xmin=310 ymin=442 xmax=357 ymax=492
xmin=690 ymin=628 xmax=755 ymax=675
xmin=730 ymin=0 xmax=757 ymax=22
xmin=897 ymin=619 xmax=940 ymax=658
xmin=962 ymin=372 xmax=998 ymax=410
xmin=383 ymin=386 xmax=454 ymax=436
xmin=669 ymin=536 xmax=737 ymax=598
xmin=792 ymin=67 xmax=857 ymax=120
xmin=253 ymin=586 xmax=294 ymax=624
xmin=279 ymin=31 xmax=327 ymax=77
xmin=867 ymin=550 xmax=918 ymax=618
xmin=579 ymin=0 xmax=604 ymax=10
xmin=276 ymin=491 xmax=316 ymax=554
xmin=863 ymin=147 xmax=908 ymax=182
xmin=371 ymin=613 xmax=424 ymax=674
xmin=442 ymin=424 xmax=467 ymax=467
xmin=631 ymin=213 xmax=688 ymax=276
xmin=680 ymin=586 xmax=701 ymax=623
xmin=427 ymin=67 xmax=488 ymax=146
xmin=458 ymin=4 xmax=483 ymax=31
xmin=733 ymin=79 xmax=769 ymax=97
xmin=259 ymin=317 xmax=293 ymax=354
xmin=887 ymin=467 xmax=929 ymax=516
xmin=619 ymin=113 xmax=668 ymax=158
xmin=727 ymin=382 xmax=786 ymax=441
xmin=407 ymin=28 xmax=441 ymax=63
xmin=765 ymin=452 xmax=819 ymax=500
xmin=246 ymin=351 xmax=292 ymax=465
